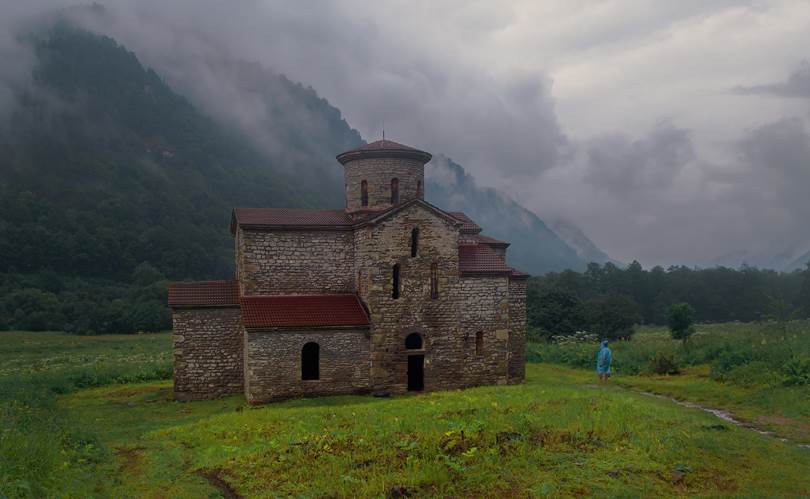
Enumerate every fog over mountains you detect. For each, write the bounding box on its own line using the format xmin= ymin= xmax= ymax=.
xmin=2 ymin=2 xmax=810 ymax=273
xmin=0 ymin=19 xmax=612 ymax=282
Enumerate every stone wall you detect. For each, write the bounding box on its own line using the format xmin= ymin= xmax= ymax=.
xmin=458 ymin=275 xmax=511 ymax=385
xmin=354 ymin=203 xmax=471 ymax=393
xmin=244 ymin=328 xmax=371 ymax=403
xmin=172 ymin=307 xmax=243 ymax=401
xmin=507 ymin=278 xmax=527 ymax=383
xmin=344 ymin=157 xmax=424 ymax=212
xmin=236 ymin=227 xmax=354 ymax=295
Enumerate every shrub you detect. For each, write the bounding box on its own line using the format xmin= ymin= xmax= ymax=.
xmin=782 ymin=356 xmax=810 ymax=386
xmin=666 ymin=303 xmax=695 ymax=344
xmin=647 ymin=352 xmax=680 ymax=375
xmin=723 ymin=361 xmax=780 ymax=387
xmin=710 ymin=347 xmax=755 ymax=381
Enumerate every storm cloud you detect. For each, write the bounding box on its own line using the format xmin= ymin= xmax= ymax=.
xmin=4 ymin=0 xmax=810 ymax=267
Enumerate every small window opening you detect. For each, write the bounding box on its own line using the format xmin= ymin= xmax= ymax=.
xmin=430 ymin=261 xmax=439 ymax=299
xmin=475 ymin=331 xmax=483 ymax=356
xmin=417 ymin=180 xmax=422 ymax=197
xmin=302 ymin=342 xmax=320 ymax=380
xmin=392 ymin=264 xmax=401 ymax=299
xmin=410 ymin=228 xmax=419 ymax=257
xmin=361 ymin=180 xmax=368 ymax=207
xmin=357 ymin=269 xmax=363 ymax=295
xmin=405 ymin=332 xmax=422 ymax=349
xmin=391 ymin=178 xmax=399 ymax=204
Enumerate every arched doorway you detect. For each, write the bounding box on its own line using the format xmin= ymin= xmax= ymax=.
xmin=405 ymin=333 xmax=424 ymax=391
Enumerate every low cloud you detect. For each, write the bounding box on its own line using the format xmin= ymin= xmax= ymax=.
xmin=733 ymin=60 xmax=810 ymax=99
xmin=2 ymin=1 xmax=810 ymax=267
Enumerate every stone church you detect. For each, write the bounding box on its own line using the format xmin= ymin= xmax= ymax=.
xmin=168 ymin=139 xmax=528 ymax=404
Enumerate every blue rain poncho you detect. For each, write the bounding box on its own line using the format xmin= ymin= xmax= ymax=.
xmin=596 ymin=340 xmax=612 ymax=375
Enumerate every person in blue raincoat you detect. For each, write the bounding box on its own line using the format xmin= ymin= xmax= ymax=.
xmin=596 ymin=340 xmax=612 ymax=381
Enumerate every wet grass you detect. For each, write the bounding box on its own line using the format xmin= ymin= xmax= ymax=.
xmin=2 ymin=329 xmax=810 ymax=497
xmin=528 ymin=321 xmax=810 ymax=445
xmin=59 ymin=364 xmax=810 ymax=497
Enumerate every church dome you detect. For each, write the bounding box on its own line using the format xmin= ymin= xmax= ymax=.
xmin=336 ymin=139 xmax=432 ymax=165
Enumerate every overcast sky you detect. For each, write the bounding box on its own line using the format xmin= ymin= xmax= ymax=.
xmin=5 ymin=0 xmax=810 ymax=267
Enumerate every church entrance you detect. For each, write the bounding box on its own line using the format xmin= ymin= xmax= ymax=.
xmin=407 ymin=355 xmax=424 ymax=391
xmin=405 ymin=332 xmax=424 ymax=391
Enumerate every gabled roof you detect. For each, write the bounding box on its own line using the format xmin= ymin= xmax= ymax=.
xmin=354 ymin=198 xmax=463 ymax=229
xmin=231 ymin=208 xmax=356 ymax=233
xmin=168 ymin=280 xmax=240 ymax=308
xmin=336 ymin=139 xmax=432 ymax=165
xmin=241 ymin=294 xmax=370 ymax=329
xmin=232 ymin=199 xmax=463 ymax=234
xmin=458 ymin=243 xmax=512 ymax=276
xmin=449 ymin=212 xmax=482 ymax=234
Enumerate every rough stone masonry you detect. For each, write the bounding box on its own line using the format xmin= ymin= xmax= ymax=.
xmin=168 ymin=139 xmax=528 ymax=404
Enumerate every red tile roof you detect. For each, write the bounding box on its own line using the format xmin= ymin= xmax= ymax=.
xmin=510 ymin=268 xmax=531 ymax=279
xmin=168 ymin=280 xmax=239 ymax=307
xmin=449 ymin=212 xmax=482 ymax=234
xmin=336 ymin=139 xmax=432 ymax=165
xmin=231 ymin=208 xmax=355 ymax=232
xmin=241 ymin=294 xmax=370 ymax=328
xmin=473 ymin=234 xmax=510 ymax=247
xmin=458 ymin=244 xmax=512 ymax=275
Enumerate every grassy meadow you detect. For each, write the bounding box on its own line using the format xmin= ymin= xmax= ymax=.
xmin=1 ymin=325 xmax=809 ymax=497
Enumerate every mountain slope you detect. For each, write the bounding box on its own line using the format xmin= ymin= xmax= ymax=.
xmin=0 ymin=23 xmax=612 ymax=332
xmin=426 ymin=156 xmax=587 ymax=274
xmin=0 ymin=23 xmax=358 ymax=281
xmin=546 ymin=218 xmax=617 ymax=267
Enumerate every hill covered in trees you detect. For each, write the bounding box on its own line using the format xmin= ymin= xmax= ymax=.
xmin=527 ymin=261 xmax=810 ymax=341
xmin=0 ymin=23 xmax=607 ymax=333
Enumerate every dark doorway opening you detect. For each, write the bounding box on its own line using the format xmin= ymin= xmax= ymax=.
xmin=408 ymin=354 xmax=424 ymax=391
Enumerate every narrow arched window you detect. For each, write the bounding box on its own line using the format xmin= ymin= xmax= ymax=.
xmin=392 ymin=264 xmax=401 ymax=299
xmin=302 ymin=342 xmax=319 ymax=380
xmin=361 ymin=180 xmax=368 ymax=207
xmin=417 ymin=180 xmax=422 ymax=197
xmin=405 ymin=332 xmax=422 ymax=349
xmin=391 ymin=178 xmax=399 ymax=204
xmin=410 ymin=228 xmax=419 ymax=257
xmin=475 ymin=331 xmax=483 ymax=356
xmin=430 ymin=261 xmax=439 ymax=299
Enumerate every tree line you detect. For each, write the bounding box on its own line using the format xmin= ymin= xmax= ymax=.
xmin=527 ymin=261 xmax=810 ymax=340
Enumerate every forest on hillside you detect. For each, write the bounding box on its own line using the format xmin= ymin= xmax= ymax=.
xmin=528 ymin=261 xmax=810 ymax=341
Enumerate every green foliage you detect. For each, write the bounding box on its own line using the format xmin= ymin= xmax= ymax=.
xmin=527 ymin=288 xmax=585 ymax=340
xmin=0 ymin=24 xmax=364 ymax=334
xmin=584 ymin=294 xmax=641 ymax=341
xmin=666 ymin=302 xmax=696 ymax=344
xmin=710 ymin=347 xmax=755 ymax=381
xmin=527 ymin=262 xmax=810 ymax=330
xmin=782 ymin=356 xmax=810 ymax=386
xmin=648 ymin=352 xmax=680 ymax=375
xmin=0 ymin=271 xmax=171 ymax=333
xmin=0 ymin=331 xmax=172 ymax=498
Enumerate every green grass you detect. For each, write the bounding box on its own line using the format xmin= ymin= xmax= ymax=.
xmin=2 ymin=328 xmax=810 ymax=497
xmin=60 ymin=365 xmax=810 ymax=497
xmin=0 ymin=331 xmax=172 ymax=498
xmin=529 ymin=321 xmax=810 ymax=444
